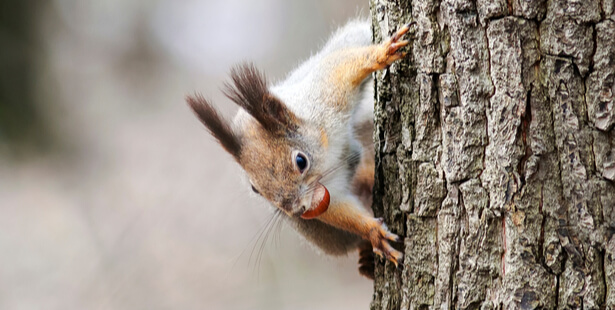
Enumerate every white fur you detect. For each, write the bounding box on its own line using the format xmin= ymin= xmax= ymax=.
xmin=233 ymin=19 xmax=374 ymax=244
xmin=269 ymin=19 xmax=373 ymax=198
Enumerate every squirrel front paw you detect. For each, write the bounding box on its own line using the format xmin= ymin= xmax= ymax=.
xmin=374 ymin=22 xmax=414 ymax=68
xmin=367 ymin=218 xmax=403 ymax=267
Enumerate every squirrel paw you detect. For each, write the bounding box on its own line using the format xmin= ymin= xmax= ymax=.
xmin=358 ymin=241 xmax=375 ymax=279
xmin=367 ymin=218 xmax=403 ymax=267
xmin=375 ymin=22 xmax=414 ymax=67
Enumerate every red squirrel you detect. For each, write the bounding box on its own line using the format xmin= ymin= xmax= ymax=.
xmin=187 ymin=19 xmax=411 ymax=278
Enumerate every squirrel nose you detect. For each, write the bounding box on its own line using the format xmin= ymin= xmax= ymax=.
xmin=291 ymin=206 xmax=307 ymax=217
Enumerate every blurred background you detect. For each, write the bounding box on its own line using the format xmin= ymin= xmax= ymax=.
xmin=0 ymin=0 xmax=372 ymax=309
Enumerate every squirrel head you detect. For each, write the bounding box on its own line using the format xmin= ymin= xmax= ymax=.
xmin=187 ymin=63 xmax=330 ymax=218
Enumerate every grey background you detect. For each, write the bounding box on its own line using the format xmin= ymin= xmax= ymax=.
xmin=0 ymin=0 xmax=373 ymax=309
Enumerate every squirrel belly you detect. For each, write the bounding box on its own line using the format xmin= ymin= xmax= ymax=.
xmin=187 ymin=18 xmax=413 ymax=278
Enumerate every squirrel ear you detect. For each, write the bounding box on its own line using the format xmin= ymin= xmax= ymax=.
xmin=186 ymin=94 xmax=242 ymax=159
xmin=223 ymin=63 xmax=299 ymax=133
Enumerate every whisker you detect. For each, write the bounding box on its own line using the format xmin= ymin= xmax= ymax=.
xmin=303 ymin=130 xmax=404 ymax=196
xmin=231 ymin=212 xmax=273 ymax=271
xmin=321 ymin=151 xmax=362 ymax=178
xmin=255 ymin=209 xmax=282 ymax=281
xmin=272 ymin=210 xmax=285 ymax=248
xmin=323 ymin=152 xmax=362 ymax=176
xmin=301 ymin=150 xmax=364 ymax=196
xmin=248 ymin=211 xmax=277 ymax=279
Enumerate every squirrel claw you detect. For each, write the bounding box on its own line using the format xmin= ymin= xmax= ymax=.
xmin=374 ymin=218 xmax=401 ymax=242
xmin=382 ymin=240 xmax=403 ymax=267
xmin=368 ymin=219 xmax=404 ymax=267
xmin=376 ymin=23 xmax=412 ymax=67
xmin=385 ymin=230 xmax=401 ymax=243
xmin=405 ymin=21 xmax=417 ymax=31
xmin=373 ymin=247 xmax=385 ymax=259
xmin=372 ymin=239 xmax=403 ymax=267
xmin=389 ymin=40 xmax=409 ymax=52
xmin=391 ymin=23 xmax=412 ymax=41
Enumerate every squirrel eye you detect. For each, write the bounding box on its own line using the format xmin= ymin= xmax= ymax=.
xmin=294 ymin=151 xmax=309 ymax=173
xmin=251 ymin=185 xmax=260 ymax=195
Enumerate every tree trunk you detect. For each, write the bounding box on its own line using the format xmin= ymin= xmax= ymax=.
xmin=0 ymin=0 xmax=48 ymax=154
xmin=369 ymin=0 xmax=615 ymax=309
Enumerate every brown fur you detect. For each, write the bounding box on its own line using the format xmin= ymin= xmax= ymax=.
xmin=186 ymin=22 xmax=413 ymax=272
xmin=323 ymin=40 xmax=409 ymax=108
xmin=186 ymin=94 xmax=242 ymax=159
xmin=223 ymin=63 xmax=300 ymax=134
xmin=358 ymin=240 xmax=375 ymax=279
xmin=239 ymin=124 xmax=309 ymax=213
xmin=350 ymin=117 xmax=377 ymax=277
xmin=188 ymin=63 xmax=314 ymax=214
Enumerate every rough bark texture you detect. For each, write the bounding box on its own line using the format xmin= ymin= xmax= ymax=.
xmin=369 ymin=0 xmax=615 ymax=309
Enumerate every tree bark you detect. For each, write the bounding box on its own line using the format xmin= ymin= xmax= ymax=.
xmin=369 ymin=0 xmax=615 ymax=309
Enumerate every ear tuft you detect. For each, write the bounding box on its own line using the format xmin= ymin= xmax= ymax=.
xmin=223 ymin=63 xmax=299 ymax=133
xmin=186 ymin=94 xmax=242 ymax=159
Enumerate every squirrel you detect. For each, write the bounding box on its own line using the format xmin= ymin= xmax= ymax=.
xmin=187 ymin=19 xmax=412 ymax=279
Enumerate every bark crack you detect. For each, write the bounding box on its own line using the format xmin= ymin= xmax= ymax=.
xmin=538 ymin=185 xmax=551 ymax=273
xmin=517 ymin=87 xmax=534 ymax=189
xmin=502 ymin=213 xmax=507 ymax=277
xmin=601 ymin=248 xmax=608 ymax=309
xmin=555 ymin=273 xmax=560 ymax=309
